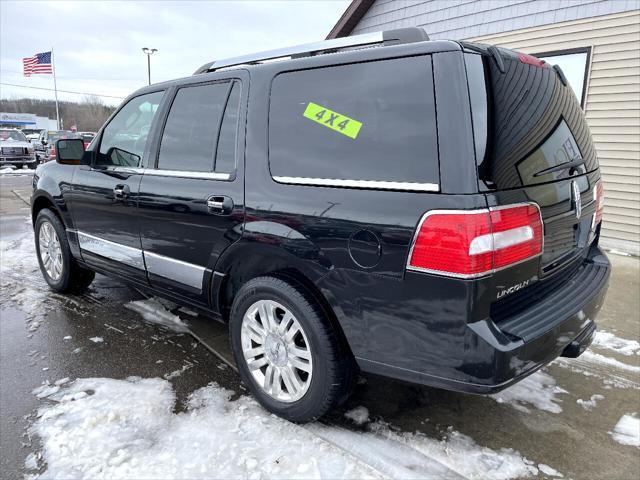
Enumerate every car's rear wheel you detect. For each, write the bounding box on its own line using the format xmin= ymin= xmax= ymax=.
xmin=230 ymin=276 xmax=353 ymax=422
xmin=35 ymin=209 xmax=95 ymax=293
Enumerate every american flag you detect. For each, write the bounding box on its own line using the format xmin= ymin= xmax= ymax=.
xmin=23 ymin=51 xmax=53 ymax=76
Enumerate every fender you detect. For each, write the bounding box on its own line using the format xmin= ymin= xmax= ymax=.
xmin=211 ymin=220 xmax=333 ymax=313
xmin=31 ymin=162 xmax=75 ymax=230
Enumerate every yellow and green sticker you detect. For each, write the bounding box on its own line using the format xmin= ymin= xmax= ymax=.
xmin=303 ymin=102 xmax=362 ymax=139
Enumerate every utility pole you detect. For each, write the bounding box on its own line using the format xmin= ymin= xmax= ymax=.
xmin=141 ymin=48 xmax=158 ymax=86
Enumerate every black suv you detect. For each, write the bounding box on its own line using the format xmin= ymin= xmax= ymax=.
xmin=31 ymin=28 xmax=610 ymax=422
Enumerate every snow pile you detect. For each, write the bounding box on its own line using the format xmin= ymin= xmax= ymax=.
xmin=344 ymin=406 xmax=370 ymax=425
xmin=592 ymin=331 xmax=640 ymax=356
xmin=609 ymin=413 xmax=640 ymax=447
xmin=125 ymin=297 xmax=189 ymax=332
xmin=30 ymin=377 xmax=544 ymax=479
xmin=307 ymin=423 xmax=539 ymax=479
xmin=580 ymin=351 xmax=640 ymax=373
xmin=489 ymin=371 xmax=567 ymax=413
xmin=89 ymin=336 xmax=104 ymax=343
xmin=576 ymin=394 xmax=604 ymax=411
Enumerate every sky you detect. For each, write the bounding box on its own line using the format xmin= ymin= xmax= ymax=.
xmin=0 ymin=0 xmax=350 ymax=106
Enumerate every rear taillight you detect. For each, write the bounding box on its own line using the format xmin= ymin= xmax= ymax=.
xmin=408 ymin=203 xmax=543 ymax=278
xmin=592 ymin=181 xmax=605 ymax=229
xmin=50 ymin=148 xmax=56 ymax=158
xmin=518 ymin=53 xmax=548 ymax=68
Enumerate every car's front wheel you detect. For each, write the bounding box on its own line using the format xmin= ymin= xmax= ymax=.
xmin=35 ymin=208 xmax=95 ymax=293
xmin=230 ymin=276 xmax=354 ymax=422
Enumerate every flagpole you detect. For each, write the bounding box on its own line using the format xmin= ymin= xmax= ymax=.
xmin=51 ymin=47 xmax=60 ymax=130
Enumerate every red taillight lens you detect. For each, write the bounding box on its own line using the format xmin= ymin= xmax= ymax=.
xmin=593 ymin=181 xmax=605 ymax=228
xmin=408 ymin=204 xmax=543 ymax=278
xmin=50 ymin=148 xmax=56 ymax=158
xmin=518 ymin=53 xmax=548 ymax=68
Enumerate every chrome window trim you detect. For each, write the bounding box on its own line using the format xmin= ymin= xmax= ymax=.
xmin=143 ymin=251 xmax=205 ymax=291
xmin=272 ymin=176 xmax=439 ymax=192
xmin=144 ymin=169 xmax=231 ymax=180
xmin=77 ymin=231 xmax=145 ymax=270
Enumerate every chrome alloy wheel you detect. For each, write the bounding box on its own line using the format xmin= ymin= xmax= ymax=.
xmin=241 ymin=299 xmax=313 ymax=402
xmin=38 ymin=221 xmax=63 ymax=281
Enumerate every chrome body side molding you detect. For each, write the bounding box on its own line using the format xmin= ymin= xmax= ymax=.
xmin=76 ymin=231 xmax=206 ymax=290
xmin=77 ymin=231 xmax=145 ymax=270
xmin=143 ymin=251 xmax=205 ymax=291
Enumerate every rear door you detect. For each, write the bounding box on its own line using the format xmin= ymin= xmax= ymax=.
xmin=465 ymin=49 xmax=603 ymax=279
xmin=137 ymin=74 xmax=246 ymax=304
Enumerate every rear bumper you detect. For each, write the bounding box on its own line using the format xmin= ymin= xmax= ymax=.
xmin=352 ymin=245 xmax=610 ymax=394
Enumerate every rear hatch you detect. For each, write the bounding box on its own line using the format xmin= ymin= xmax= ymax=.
xmin=463 ymin=44 xmax=604 ymax=280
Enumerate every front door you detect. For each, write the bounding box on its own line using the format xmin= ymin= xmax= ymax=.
xmin=70 ymin=90 xmax=165 ymax=283
xmin=137 ymin=75 xmax=246 ymax=304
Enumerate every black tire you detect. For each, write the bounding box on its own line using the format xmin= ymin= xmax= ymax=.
xmin=34 ymin=209 xmax=95 ymax=293
xmin=230 ymin=276 xmax=354 ymax=423
xmin=27 ymin=163 xmax=36 ymax=170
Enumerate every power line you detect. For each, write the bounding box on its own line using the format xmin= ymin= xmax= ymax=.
xmin=0 ymin=82 xmax=125 ymax=100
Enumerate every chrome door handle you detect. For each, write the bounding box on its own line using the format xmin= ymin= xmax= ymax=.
xmin=114 ymin=184 xmax=130 ymax=200
xmin=206 ymin=195 xmax=233 ymax=215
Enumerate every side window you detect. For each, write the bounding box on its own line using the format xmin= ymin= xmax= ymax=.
xmin=157 ymin=81 xmax=240 ymax=173
xmin=269 ymin=57 xmax=439 ymax=186
xmin=97 ymin=91 xmax=164 ymax=167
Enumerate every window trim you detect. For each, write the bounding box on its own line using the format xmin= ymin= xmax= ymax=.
xmin=534 ymin=46 xmax=591 ymax=108
xmin=152 ymin=78 xmax=242 ymax=181
xmin=266 ymin=56 xmax=441 ymax=192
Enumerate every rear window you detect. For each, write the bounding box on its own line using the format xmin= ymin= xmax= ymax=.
xmin=466 ymin=52 xmax=599 ymax=190
xmin=269 ymin=56 xmax=439 ymax=188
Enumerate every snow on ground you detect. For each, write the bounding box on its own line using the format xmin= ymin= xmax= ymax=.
xmin=489 ymin=371 xmax=567 ymax=413
xmin=89 ymin=336 xmax=104 ymax=343
xmin=609 ymin=414 xmax=640 ymax=447
xmin=592 ymin=330 xmax=640 ymax=356
xmin=576 ymin=394 xmax=605 ymax=411
xmin=29 ymin=377 xmax=545 ymax=480
xmin=125 ymin=297 xmax=189 ymax=333
xmin=580 ymin=351 xmax=640 ymax=374
xmin=344 ymin=406 xmax=370 ymax=425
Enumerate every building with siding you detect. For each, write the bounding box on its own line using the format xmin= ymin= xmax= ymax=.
xmin=328 ymin=0 xmax=640 ymax=255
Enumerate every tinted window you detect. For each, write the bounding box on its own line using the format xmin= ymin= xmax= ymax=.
xmin=98 ymin=91 xmax=164 ymax=167
xmin=269 ymin=57 xmax=439 ymax=184
xmin=472 ymin=54 xmax=598 ymax=190
xmin=158 ymin=82 xmax=231 ymax=172
xmin=215 ymin=82 xmax=241 ymax=174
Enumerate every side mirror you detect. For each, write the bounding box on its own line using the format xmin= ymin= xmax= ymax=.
xmin=42 ymin=139 xmax=48 ymax=146
xmin=56 ymin=139 xmax=85 ymax=165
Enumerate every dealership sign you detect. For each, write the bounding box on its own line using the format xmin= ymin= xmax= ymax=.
xmin=0 ymin=112 xmax=37 ymax=124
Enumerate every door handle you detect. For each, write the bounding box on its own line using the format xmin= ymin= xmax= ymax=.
xmin=206 ymin=195 xmax=233 ymax=215
xmin=114 ymin=184 xmax=130 ymax=200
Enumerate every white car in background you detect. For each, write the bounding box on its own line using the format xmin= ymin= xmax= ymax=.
xmin=0 ymin=129 xmax=36 ymax=169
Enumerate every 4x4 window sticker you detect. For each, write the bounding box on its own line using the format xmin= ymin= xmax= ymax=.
xmin=302 ymin=102 xmax=363 ymax=139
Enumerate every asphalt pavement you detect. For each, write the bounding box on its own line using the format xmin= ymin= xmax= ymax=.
xmin=1 ymin=172 xmax=639 ymax=479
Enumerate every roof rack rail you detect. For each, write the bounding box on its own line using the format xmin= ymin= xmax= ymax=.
xmin=193 ymin=27 xmax=429 ymax=75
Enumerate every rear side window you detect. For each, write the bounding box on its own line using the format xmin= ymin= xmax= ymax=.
xmin=269 ymin=57 xmax=439 ymax=186
xmin=158 ymin=81 xmax=240 ymax=173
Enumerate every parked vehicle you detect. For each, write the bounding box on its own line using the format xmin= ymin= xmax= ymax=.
xmin=79 ymin=132 xmax=96 ymax=149
xmin=34 ymin=130 xmax=80 ymax=162
xmin=22 ymin=128 xmax=44 ymax=144
xmin=0 ymin=128 xmax=36 ymax=168
xmin=31 ymin=28 xmax=610 ymax=422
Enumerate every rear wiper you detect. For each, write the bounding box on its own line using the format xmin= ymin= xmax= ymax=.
xmin=533 ymin=158 xmax=585 ymax=177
